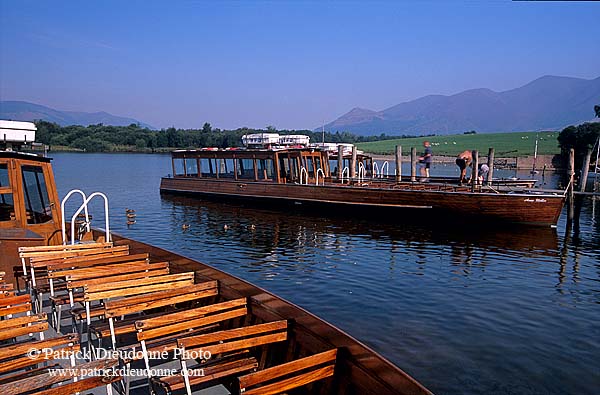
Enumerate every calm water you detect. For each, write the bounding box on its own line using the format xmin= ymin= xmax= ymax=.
xmin=52 ymin=152 xmax=599 ymax=395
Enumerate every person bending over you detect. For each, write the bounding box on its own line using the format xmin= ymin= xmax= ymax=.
xmin=455 ymin=150 xmax=472 ymax=185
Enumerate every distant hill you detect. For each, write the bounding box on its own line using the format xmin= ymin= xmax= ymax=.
xmin=321 ymin=75 xmax=600 ymax=135
xmin=0 ymin=101 xmax=155 ymax=129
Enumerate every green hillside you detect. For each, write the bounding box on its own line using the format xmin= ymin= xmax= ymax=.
xmin=356 ymin=131 xmax=561 ymax=157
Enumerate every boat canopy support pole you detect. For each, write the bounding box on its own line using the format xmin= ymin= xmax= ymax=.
xmin=350 ymin=146 xmax=357 ymax=179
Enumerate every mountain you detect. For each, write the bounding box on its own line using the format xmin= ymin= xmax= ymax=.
xmin=321 ymin=75 xmax=600 ymax=135
xmin=0 ymin=101 xmax=155 ymax=129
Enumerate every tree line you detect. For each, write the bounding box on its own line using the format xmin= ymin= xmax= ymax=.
xmin=34 ymin=121 xmax=418 ymax=152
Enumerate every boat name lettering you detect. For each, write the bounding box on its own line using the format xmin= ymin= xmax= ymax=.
xmin=524 ymin=198 xmax=547 ymax=203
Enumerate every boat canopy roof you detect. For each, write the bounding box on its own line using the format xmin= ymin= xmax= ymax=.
xmin=0 ymin=151 xmax=51 ymax=162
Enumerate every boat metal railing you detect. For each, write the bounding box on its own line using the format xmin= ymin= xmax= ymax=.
xmin=299 ymin=167 xmax=309 ymax=185
xmin=61 ymin=189 xmax=91 ymax=246
xmin=372 ymin=162 xmax=380 ymax=178
xmin=316 ymin=168 xmax=325 ymax=186
xmin=341 ymin=167 xmax=349 ymax=184
xmin=358 ymin=163 xmax=366 ymax=183
xmin=68 ymin=192 xmax=111 ymax=245
xmin=380 ymin=161 xmax=389 ymax=178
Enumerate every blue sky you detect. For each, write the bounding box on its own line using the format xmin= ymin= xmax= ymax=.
xmin=1 ymin=0 xmax=599 ymax=130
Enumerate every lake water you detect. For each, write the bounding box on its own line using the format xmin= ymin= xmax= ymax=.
xmin=51 ymin=152 xmax=599 ymax=395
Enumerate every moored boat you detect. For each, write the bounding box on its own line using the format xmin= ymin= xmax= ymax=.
xmin=160 ymin=140 xmax=565 ymax=226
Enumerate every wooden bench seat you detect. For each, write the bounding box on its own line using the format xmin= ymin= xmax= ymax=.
xmin=49 ymin=258 xmax=167 ymax=332
xmin=19 ymin=243 xmax=130 ymax=312
xmin=237 ymin=349 xmax=337 ymax=395
xmin=156 ymin=320 xmax=289 ymax=395
xmin=0 ymin=294 xmax=32 ymax=319
xmin=90 ymin=280 xmax=218 ymax=350
xmin=70 ymin=272 xmax=196 ymax=334
xmin=0 ymin=333 xmax=79 ymax=375
xmin=0 ymin=313 xmax=48 ymax=342
xmin=0 ymin=357 xmax=119 ymax=395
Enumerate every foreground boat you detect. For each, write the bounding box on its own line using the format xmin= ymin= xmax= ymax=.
xmin=0 ymin=124 xmax=432 ymax=394
xmin=160 ymin=144 xmax=565 ymax=226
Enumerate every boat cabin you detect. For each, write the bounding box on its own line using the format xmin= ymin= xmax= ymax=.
xmin=0 ymin=151 xmax=62 ymax=244
xmin=171 ymin=148 xmax=333 ymax=184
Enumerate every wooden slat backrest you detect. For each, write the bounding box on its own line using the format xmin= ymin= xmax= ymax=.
xmin=0 ymin=290 xmax=15 ymax=299
xmin=0 ymin=283 xmax=13 ymax=291
xmin=29 ymin=245 xmax=130 ymax=266
xmin=84 ymin=272 xmax=195 ymax=302
xmin=177 ymin=320 xmax=288 ymax=356
xmin=0 ymin=355 xmax=116 ymax=394
xmin=18 ymin=242 xmax=112 ymax=255
xmin=46 ymin=252 xmax=148 ymax=274
xmin=29 ymin=373 xmax=122 ymax=395
xmin=238 ymin=349 xmax=337 ymax=395
xmin=104 ymin=280 xmax=217 ymax=318
xmin=55 ymin=260 xmax=152 ymax=280
xmin=67 ymin=262 xmax=169 ymax=289
xmin=0 ymin=333 xmax=80 ymax=374
xmin=135 ymin=297 xmax=247 ymax=342
xmin=0 ymin=294 xmax=31 ymax=317
xmin=0 ymin=313 xmax=48 ymax=341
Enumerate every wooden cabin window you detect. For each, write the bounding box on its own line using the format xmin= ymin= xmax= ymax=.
xmin=21 ymin=165 xmax=53 ymax=224
xmin=257 ymin=159 xmax=274 ymax=180
xmin=0 ymin=193 xmax=15 ymax=222
xmin=236 ymin=159 xmax=255 ymax=180
xmin=200 ymin=158 xmax=214 ymax=177
xmin=185 ymin=158 xmax=198 ymax=177
xmin=278 ymin=157 xmax=290 ymax=182
xmin=305 ymin=157 xmax=315 ymax=177
xmin=0 ymin=164 xmax=9 ymax=188
xmin=220 ymin=159 xmax=235 ymax=179
xmin=174 ymin=158 xmax=185 ymax=176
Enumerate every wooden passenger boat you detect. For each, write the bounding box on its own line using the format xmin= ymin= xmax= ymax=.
xmin=160 ymin=147 xmax=565 ymax=226
xmin=0 ymin=134 xmax=432 ymax=393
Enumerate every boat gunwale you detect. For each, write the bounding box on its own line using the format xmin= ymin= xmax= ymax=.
xmin=161 ymin=175 xmax=566 ymax=199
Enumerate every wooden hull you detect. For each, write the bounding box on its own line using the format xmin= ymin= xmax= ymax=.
xmin=160 ymin=177 xmax=565 ymax=226
xmin=108 ymin=232 xmax=433 ymax=395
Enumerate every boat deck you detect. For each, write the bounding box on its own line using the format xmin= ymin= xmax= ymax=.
xmin=0 ymin=235 xmax=431 ymax=395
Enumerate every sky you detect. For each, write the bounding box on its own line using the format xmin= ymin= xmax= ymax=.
xmin=0 ymin=0 xmax=599 ymax=130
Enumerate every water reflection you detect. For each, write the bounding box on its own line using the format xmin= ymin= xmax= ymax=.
xmin=160 ymin=193 xmax=560 ymax=275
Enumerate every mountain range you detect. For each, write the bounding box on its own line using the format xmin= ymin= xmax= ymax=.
xmin=320 ymin=75 xmax=600 ymax=135
xmin=0 ymin=101 xmax=154 ymax=129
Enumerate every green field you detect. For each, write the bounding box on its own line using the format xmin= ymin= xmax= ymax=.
xmin=356 ymin=131 xmax=561 ymax=157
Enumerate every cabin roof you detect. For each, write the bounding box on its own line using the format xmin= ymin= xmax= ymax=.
xmin=171 ymin=147 xmax=325 ymax=157
xmin=0 ymin=151 xmax=52 ymax=162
